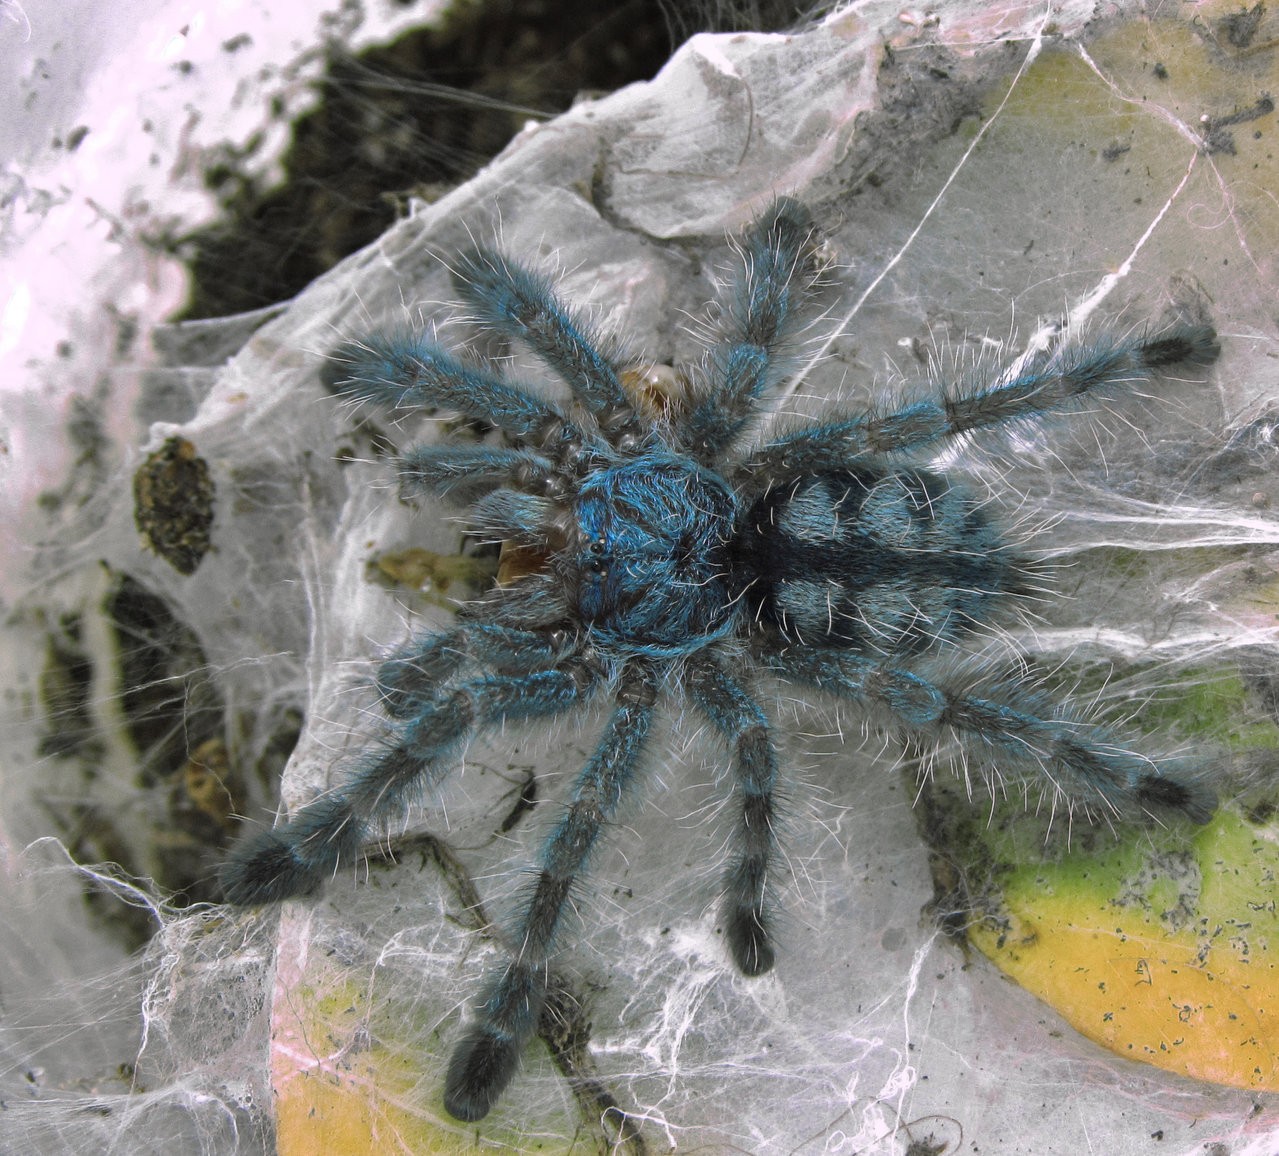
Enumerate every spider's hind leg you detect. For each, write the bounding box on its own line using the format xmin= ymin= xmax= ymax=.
xmin=219 ymin=654 xmax=598 ymax=906
xmin=936 ymin=325 xmax=1221 ymax=445
xmin=444 ymin=659 xmax=660 ymax=1122
xmin=765 ymin=647 xmax=1215 ymax=824
xmin=687 ymin=657 xmax=781 ymax=976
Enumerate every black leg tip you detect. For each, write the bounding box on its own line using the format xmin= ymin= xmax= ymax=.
xmin=727 ymin=910 xmax=776 ymax=977
xmin=220 ymin=830 xmax=321 ymax=906
xmin=319 ymin=341 xmax=367 ymax=396
xmin=1140 ymin=325 xmax=1221 ymax=369
xmin=443 ymin=1027 xmax=523 ymax=1122
xmin=1135 ymin=773 xmax=1216 ymax=825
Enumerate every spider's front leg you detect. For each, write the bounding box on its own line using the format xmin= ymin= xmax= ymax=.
xmin=738 ymin=325 xmax=1220 ymax=483
xmin=394 ymin=445 xmax=559 ymax=504
xmin=444 ymin=658 xmax=659 ymax=1123
xmin=677 ymin=197 xmax=823 ymax=460
xmin=449 ymin=245 xmax=648 ymax=449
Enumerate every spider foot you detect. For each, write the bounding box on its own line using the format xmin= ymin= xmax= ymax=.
xmin=726 ymin=906 xmax=775 ymax=977
xmin=1138 ymin=324 xmax=1220 ymax=369
xmin=1133 ymin=766 xmax=1216 ymax=825
xmin=219 ymin=829 xmax=328 ymax=905
xmin=444 ymin=1025 xmax=527 ymax=1122
xmin=220 ymin=795 xmax=364 ymax=905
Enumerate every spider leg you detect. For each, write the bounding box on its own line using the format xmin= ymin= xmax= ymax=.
xmin=220 ymin=658 xmax=598 ymax=906
xmin=444 ymin=659 xmax=659 ymax=1123
xmin=677 ymin=198 xmax=821 ymax=460
xmin=764 ymin=647 xmax=1215 ymax=823
xmin=737 ymin=325 xmax=1220 ymax=484
xmin=451 ymin=247 xmax=649 ymax=449
xmin=460 ymin=571 xmax=573 ymax=631
xmin=396 ymin=445 xmax=557 ymax=503
xmin=686 ymin=656 xmax=779 ymax=976
xmin=325 ymin=333 xmax=603 ymax=462
xmin=376 ymin=621 xmax=575 ymax=719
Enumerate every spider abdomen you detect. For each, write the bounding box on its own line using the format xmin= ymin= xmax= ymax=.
xmin=571 ymin=454 xmax=739 ymax=652
xmin=735 ymin=466 xmax=1025 ymax=651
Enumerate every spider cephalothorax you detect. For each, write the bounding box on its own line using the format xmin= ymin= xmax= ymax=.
xmin=222 ymin=199 xmax=1219 ymax=1122
xmin=572 ymin=454 xmax=739 ymax=649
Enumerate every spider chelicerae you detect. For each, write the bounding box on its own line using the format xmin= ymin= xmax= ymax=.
xmin=221 ymin=198 xmax=1220 ymax=1122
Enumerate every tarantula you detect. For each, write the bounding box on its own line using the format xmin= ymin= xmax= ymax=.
xmin=221 ymin=199 xmax=1219 ymax=1122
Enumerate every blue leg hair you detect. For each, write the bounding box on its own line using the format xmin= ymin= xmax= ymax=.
xmin=679 ymin=198 xmax=821 ymax=458
xmin=376 ymin=622 xmax=574 ymax=720
xmin=227 ymin=198 xmax=1222 ymax=1124
xmin=396 ymin=445 xmax=556 ymax=502
xmin=219 ymin=662 xmax=597 ymax=906
xmin=468 ymin=489 xmax=556 ymax=547
xmin=324 ymin=333 xmax=597 ymax=451
xmin=444 ymin=660 xmax=659 ymax=1123
xmin=458 ymin=571 xmax=573 ymax=632
xmin=765 ymin=648 xmax=1215 ymax=822
xmin=451 ymin=247 xmax=647 ymax=448
xmin=738 ymin=324 xmax=1220 ymax=483
xmin=687 ymin=658 xmax=779 ymax=976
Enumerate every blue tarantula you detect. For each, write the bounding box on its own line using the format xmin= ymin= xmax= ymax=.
xmin=221 ymin=199 xmax=1219 ymax=1122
